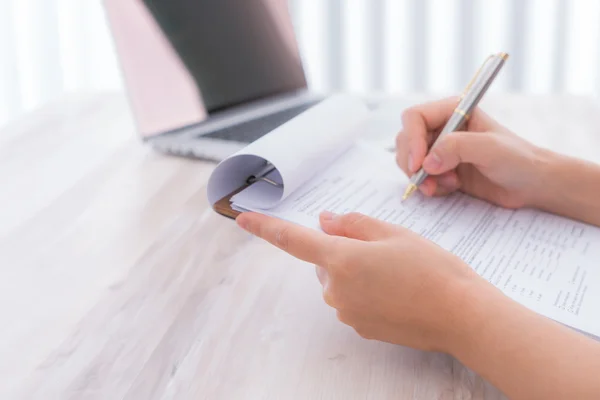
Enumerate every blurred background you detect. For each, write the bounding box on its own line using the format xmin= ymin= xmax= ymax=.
xmin=1 ymin=0 xmax=600 ymax=129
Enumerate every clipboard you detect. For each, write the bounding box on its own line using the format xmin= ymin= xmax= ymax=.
xmin=206 ymin=94 xmax=371 ymax=221
xmin=212 ymin=162 xmax=283 ymax=219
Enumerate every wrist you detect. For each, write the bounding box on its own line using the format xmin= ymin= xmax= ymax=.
xmin=530 ymin=147 xmax=600 ymax=225
xmin=440 ymin=271 xmax=508 ymax=358
xmin=434 ymin=265 xmax=500 ymax=356
xmin=527 ymin=146 xmax=566 ymax=209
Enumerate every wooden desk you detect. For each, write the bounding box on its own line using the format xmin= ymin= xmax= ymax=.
xmin=1 ymin=93 xmax=599 ymax=400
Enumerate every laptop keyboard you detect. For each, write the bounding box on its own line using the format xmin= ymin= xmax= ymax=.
xmin=201 ymin=101 xmax=320 ymax=143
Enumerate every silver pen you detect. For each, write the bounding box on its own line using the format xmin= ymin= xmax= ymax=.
xmin=402 ymin=52 xmax=509 ymax=201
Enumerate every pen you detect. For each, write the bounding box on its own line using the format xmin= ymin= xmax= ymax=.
xmin=402 ymin=52 xmax=509 ymax=201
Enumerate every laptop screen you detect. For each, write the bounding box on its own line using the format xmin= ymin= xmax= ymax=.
xmin=104 ymin=0 xmax=306 ymax=138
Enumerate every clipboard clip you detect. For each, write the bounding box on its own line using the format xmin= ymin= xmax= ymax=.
xmin=246 ymin=163 xmax=283 ymax=188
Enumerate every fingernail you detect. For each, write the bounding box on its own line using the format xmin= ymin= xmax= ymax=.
xmin=408 ymin=152 xmax=414 ymax=172
xmin=320 ymin=210 xmax=338 ymax=221
xmin=423 ymin=151 xmax=442 ymax=170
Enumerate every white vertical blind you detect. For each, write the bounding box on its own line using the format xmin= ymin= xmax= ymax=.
xmin=13 ymin=0 xmax=62 ymax=111
xmin=425 ymin=0 xmax=460 ymax=94
xmin=475 ymin=0 xmax=511 ymax=92
xmin=564 ymin=1 xmax=600 ymax=94
xmin=342 ymin=0 xmax=371 ymax=92
xmin=456 ymin=0 xmax=477 ymax=87
xmin=0 ymin=0 xmax=22 ymax=123
xmin=523 ymin=0 xmax=560 ymax=94
xmin=290 ymin=1 xmax=337 ymax=92
xmin=2 ymin=0 xmax=600 ymax=128
xmin=382 ymin=0 xmax=412 ymax=93
xmin=57 ymin=0 xmax=87 ymax=94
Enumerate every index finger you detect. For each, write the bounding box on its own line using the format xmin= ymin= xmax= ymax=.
xmin=236 ymin=212 xmax=337 ymax=266
xmin=400 ymin=97 xmax=460 ymax=172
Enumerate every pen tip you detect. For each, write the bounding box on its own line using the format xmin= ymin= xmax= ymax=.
xmin=499 ymin=52 xmax=509 ymax=60
xmin=402 ymin=184 xmax=417 ymax=201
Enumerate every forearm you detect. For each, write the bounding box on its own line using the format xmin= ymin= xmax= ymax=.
xmin=535 ymin=149 xmax=600 ymax=227
xmin=449 ymin=281 xmax=600 ymax=399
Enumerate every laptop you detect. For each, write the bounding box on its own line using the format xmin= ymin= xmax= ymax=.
xmin=102 ymin=0 xmax=324 ymax=162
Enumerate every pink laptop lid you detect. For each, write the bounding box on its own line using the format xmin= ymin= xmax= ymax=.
xmin=103 ymin=0 xmax=305 ymax=139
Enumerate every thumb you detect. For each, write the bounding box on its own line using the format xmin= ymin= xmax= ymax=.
xmin=421 ymin=131 xmax=499 ymax=175
xmin=319 ymin=211 xmax=397 ymax=241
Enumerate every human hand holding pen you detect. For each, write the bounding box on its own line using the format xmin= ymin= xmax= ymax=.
xmin=396 ymin=95 xmax=600 ymax=228
xmin=401 ymin=52 xmax=508 ymax=200
xmin=395 ymin=97 xmax=552 ymax=209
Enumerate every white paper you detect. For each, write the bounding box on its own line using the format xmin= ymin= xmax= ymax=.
xmin=233 ymin=144 xmax=600 ymax=338
xmin=207 ymin=94 xmax=371 ymax=207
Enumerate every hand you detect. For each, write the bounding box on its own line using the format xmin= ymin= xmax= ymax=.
xmin=237 ymin=213 xmax=600 ymax=400
xmin=396 ymin=97 xmax=552 ymax=209
xmin=236 ymin=211 xmax=490 ymax=354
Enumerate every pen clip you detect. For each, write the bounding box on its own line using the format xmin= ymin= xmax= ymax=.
xmin=459 ymin=54 xmax=493 ymax=100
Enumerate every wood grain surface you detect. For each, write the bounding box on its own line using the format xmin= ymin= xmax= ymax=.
xmin=1 ymin=92 xmax=599 ymax=400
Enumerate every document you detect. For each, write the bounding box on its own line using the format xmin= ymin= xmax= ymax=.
xmin=208 ymin=94 xmax=600 ymax=339
xmin=232 ymin=143 xmax=600 ymax=338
